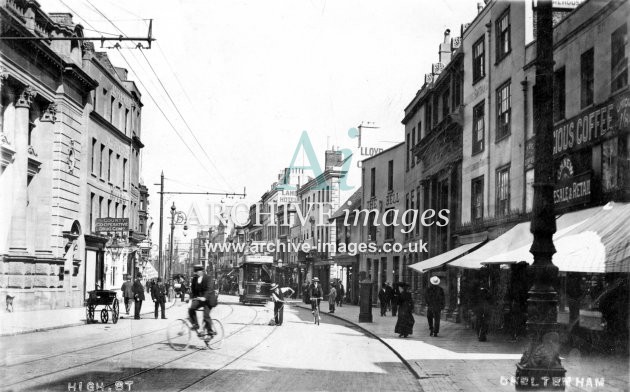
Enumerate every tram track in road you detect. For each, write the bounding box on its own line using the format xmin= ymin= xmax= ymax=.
xmin=2 ymin=303 xmax=240 ymax=390
xmin=101 ymin=304 xmax=272 ymax=391
xmin=176 ymin=318 xmax=279 ymax=392
xmin=3 ymin=294 xmax=199 ymax=368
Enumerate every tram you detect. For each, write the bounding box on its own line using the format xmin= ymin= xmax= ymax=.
xmin=238 ymin=254 xmax=273 ymax=305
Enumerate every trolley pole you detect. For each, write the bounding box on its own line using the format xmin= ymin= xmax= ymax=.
xmin=169 ymin=202 xmax=176 ymax=281
xmin=158 ymin=171 xmax=164 ymax=280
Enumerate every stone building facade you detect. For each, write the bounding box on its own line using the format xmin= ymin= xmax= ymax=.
xmin=0 ymin=2 xmax=98 ymax=309
xmin=1 ymin=2 xmax=146 ymax=310
xmin=360 ymin=142 xmax=406 ymax=301
xmin=81 ymin=42 xmax=144 ymax=293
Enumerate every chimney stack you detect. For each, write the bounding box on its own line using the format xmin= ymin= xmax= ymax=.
xmin=438 ymin=29 xmax=452 ymax=65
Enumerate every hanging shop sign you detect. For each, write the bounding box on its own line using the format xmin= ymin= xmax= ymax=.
xmin=553 ymin=158 xmax=591 ymax=209
xmin=553 ymin=90 xmax=630 ymax=157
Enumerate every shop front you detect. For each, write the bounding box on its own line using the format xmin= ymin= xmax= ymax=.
xmin=449 ymin=201 xmax=630 ymax=347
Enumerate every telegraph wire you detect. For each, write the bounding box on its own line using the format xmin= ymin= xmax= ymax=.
xmin=83 ymin=0 xmax=236 ymax=193
xmin=115 ymin=48 xmax=219 ymax=180
xmin=58 ymin=1 xmax=219 ymax=181
xmin=164 ymin=177 xmax=232 ymax=193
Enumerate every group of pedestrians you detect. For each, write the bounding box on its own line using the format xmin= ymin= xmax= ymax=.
xmin=119 ymin=274 xmax=168 ymax=320
xmin=376 ymin=277 xmax=446 ymax=339
xmin=378 ymin=282 xmax=400 ymax=317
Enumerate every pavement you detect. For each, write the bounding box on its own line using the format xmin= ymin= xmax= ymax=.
xmin=0 ymin=295 xmax=180 ymax=336
xmin=290 ymin=300 xmax=629 ymax=392
xmin=1 ymin=296 xmax=627 ymax=391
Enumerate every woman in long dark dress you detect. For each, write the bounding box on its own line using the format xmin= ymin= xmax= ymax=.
xmin=394 ymin=283 xmax=415 ymax=338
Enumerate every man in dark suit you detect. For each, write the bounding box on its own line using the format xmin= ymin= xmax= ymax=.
xmin=188 ymin=264 xmax=216 ymax=336
xmin=378 ymin=283 xmax=389 ymax=316
xmin=151 ymin=277 xmax=167 ymax=319
xmin=425 ymin=276 xmax=445 ymax=337
xmin=132 ymin=275 xmax=145 ymax=320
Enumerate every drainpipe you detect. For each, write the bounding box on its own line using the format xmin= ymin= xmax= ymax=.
xmin=521 ymin=77 xmax=529 ymax=213
xmin=485 ymin=21 xmax=492 ymax=219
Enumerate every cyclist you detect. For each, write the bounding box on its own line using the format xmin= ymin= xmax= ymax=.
xmin=309 ymin=277 xmax=324 ymax=317
xmin=188 ymin=264 xmax=217 ymax=337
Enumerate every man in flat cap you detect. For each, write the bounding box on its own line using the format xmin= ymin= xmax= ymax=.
xmin=188 ymin=265 xmax=217 ymax=336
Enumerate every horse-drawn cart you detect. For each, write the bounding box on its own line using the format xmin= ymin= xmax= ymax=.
xmin=85 ymin=290 xmax=119 ymax=324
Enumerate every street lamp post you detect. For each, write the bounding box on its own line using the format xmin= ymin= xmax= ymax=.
xmin=168 ymin=202 xmax=188 ymax=281
xmin=515 ymin=1 xmax=566 ymax=388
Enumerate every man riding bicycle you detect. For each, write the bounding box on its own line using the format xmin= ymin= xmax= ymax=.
xmin=309 ymin=277 xmax=324 ymax=315
xmin=189 ymin=264 xmax=217 ymax=337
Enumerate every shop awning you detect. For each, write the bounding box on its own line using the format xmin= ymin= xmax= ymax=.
xmin=483 ymin=202 xmax=630 ymax=273
xmin=408 ymin=242 xmax=484 ymax=273
xmin=450 ymin=206 xmax=602 ymax=270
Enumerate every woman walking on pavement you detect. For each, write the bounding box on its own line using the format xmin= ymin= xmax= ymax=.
xmin=394 ymin=283 xmax=415 ymax=338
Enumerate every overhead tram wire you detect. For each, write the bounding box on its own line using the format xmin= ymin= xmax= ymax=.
xmin=115 ymin=49 xmax=218 ymax=180
xmin=137 ymin=47 xmax=235 ymax=192
xmin=83 ymin=0 xmax=236 ymax=193
xmin=164 ymin=177 xmax=234 ymax=194
xmin=58 ymin=1 xmax=219 ymax=181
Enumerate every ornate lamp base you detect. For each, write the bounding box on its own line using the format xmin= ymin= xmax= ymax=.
xmin=515 ymin=364 xmax=566 ymax=390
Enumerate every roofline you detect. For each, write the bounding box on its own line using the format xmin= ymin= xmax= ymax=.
xmin=361 ymin=141 xmax=405 ymax=163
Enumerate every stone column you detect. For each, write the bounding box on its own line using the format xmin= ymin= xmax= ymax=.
xmin=0 ymin=73 xmax=15 ymax=255
xmin=8 ymin=86 xmax=37 ymax=254
xmin=34 ymin=103 xmax=57 ymax=256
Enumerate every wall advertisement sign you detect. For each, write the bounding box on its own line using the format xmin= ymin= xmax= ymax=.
xmin=553 ymin=90 xmax=630 ymax=157
xmin=95 ymin=217 xmax=129 ymax=232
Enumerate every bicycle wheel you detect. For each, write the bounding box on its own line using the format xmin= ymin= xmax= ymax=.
xmin=205 ymin=319 xmax=224 ymax=350
xmin=167 ymin=319 xmax=192 ymax=351
xmin=316 ymin=309 xmax=320 ymax=325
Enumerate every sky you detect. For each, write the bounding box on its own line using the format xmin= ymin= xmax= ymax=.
xmin=43 ymin=0 xmax=479 ymax=245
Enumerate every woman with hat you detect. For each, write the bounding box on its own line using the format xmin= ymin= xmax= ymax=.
xmin=394 ymin=282 xmax=415 ymax=338
xmin=270 ymin=283 xmax=294 ymax=326
xmin=425 ymin=276 xmax=445 ymax=337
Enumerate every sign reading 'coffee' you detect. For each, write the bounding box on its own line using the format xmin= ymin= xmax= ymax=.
xmin=553 ymin=91 xmax=630 ymax=157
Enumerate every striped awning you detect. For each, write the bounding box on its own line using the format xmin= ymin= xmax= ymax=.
xmin=408 ymin=242 xmax=483 ymax=273
xmin=450 ymin=206 xmax=602 ymax=270
xmin=482 ymin=202 xmax=630 ymax=273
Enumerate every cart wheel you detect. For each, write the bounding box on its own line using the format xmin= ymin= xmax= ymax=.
xmin=86 ymin=305 xmax=95 ymax=324
xmin=112 ymin=299 xmax=119 ymax=324
xmin=101 ymin=308 xmax=109 ymax=324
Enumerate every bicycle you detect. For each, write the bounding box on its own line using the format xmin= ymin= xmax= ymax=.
xmin=166 ymin=311 xmax=224 ymax=350
xmin=311 ymin=297 xmax=323 ymax=325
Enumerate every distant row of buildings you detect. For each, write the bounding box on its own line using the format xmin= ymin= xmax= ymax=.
xmin=1 ymin=1 xmax=150 ymax=310
xmin=225 ymin=0 xmax=629 ymax=330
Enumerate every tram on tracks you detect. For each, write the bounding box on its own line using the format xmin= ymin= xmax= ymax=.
xmin=238 ymin=254 xmax=273 ymax=305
